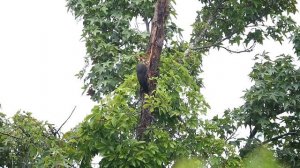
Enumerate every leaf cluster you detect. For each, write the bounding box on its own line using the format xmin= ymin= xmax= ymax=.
xmin=192 ymin=0 xmax=298 ymax=52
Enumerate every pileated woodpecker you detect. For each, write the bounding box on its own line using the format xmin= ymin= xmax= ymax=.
xmin=136 ymin=63 xmax=149 ymax=93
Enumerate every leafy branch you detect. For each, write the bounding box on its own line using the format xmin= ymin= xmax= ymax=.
xmin=263 ymin=131 xmax=298 ymax=144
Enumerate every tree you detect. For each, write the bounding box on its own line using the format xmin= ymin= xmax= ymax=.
xmin=212 ymin=21 xmax=300 ymax=168
xmin=65 ymin=0 xmax=299 ymax=167
xmin=213 ymin=52 xmax=300 ymax=167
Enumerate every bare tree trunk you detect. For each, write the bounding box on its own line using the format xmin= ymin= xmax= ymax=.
xmin=136 ymin=0 xmax=169 ymax=140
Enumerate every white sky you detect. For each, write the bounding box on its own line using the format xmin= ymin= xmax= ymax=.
xmin=0 ymin=0 xmax=299 ymax=132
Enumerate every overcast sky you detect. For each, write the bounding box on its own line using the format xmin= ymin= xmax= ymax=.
xmin=0 ymin=0 xmax=299 ymax=132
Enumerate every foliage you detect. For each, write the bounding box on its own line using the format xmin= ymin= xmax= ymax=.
xmin=243 ymin=147 xmax=283 ymax=168
xmin=172 ymin=147 xmax=283 ymax=168
xmin=173 ymin=158 xmax=204 ymax=168
xmin=0 ymin=111 xmax=77 ymax=167
xmin=192 ymin=0 xmax=298 ymax=52
xmin=0 ymin=112 xmax=9 ymax=166
xmin=293 ymin=27 xmax=300 ymax=57
xmin=66 ymin=0 xmax=182 ymax=101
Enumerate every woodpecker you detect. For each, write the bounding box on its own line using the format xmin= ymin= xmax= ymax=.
xmin=136 ymin=63 xmax=149 ymax=93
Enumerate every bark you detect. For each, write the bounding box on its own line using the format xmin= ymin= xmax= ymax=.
xmin=136 ymin=0 xmax=169 ymax=140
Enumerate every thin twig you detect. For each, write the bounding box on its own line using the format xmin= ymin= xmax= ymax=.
xmin=192 ymin=41 xmax=256 ymax=54
xmin=219 ymin=43 xmax=256 ymax=54
xmin=56 ymin=106 xmax=77 ymax=135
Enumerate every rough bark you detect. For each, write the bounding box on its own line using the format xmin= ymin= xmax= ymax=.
xmin=136 ymin=0 xmax=169 ymax=140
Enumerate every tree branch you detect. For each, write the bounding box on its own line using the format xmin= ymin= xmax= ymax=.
xmin=219 ymin=43 xmax=256 ymax=54
xmin=192 ymin=41 xmax=256 ymax=54
xmin=249 ymin=126 xmax=258 ymax=139
xmin=144 ymin=17 xmax=150 ymax=34
xmin=185 ymin=1 xmax=224 ymax=57
xmin=263 ymin=131 xmax=297 ymax=144
xmin=186 ymin=1 xmax=263 ymax=56
xmin=56 ymin=106 xmax=77 ymax=135
xmin=225 ymin=129 xmax=238 ymax=142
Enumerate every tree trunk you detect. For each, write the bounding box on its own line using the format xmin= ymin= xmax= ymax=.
xmin=136 ymin=0 xmax=169 ymax=140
